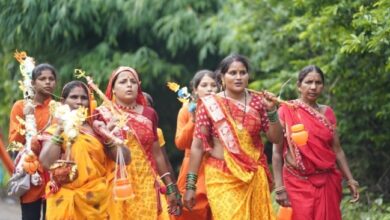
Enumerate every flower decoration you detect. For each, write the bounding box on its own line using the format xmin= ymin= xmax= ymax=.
xmin=167 ymin=81 xmax=192 ymax=103
xmin=166 ymin=82 xmax=180 ymax=92
xmin=14 ymin=50 xmax=35 ymax=79
xmin=7 ymin=141 xmax=24 ymax=152
xmin=50 ymin=102 xmax=87 ymax=161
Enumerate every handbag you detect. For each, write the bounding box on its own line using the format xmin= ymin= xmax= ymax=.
xmin=7 ymin=171 xmax=31 ymax=198
xmin=6 ymin=149 xmax=33 ymax=198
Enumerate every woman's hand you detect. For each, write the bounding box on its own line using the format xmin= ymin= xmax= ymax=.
xmin=348 ymin=179 xmax=360 ymax=203
xmin=183 ymin=189 xmax=196 ymax=211
xmin=261 ymin=90 xmax=279 ymax=111
xmin=167 ymin=192 xmax=183 ymax=216
xmin=275 ymin=191 xmax=291 ymax=207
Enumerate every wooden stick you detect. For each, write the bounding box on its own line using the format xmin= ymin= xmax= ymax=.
xmin=246 ymin=89 xmax=294 ymax=107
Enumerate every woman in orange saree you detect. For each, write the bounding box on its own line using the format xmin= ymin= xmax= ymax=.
xmin=93 ymin=66 xmax=182 ymax=220
xmin=184 ymin=54 xmax=283 ymax=220
xmin=174 ymin=70 xmax=218 ymax=220
xmin=39 ymin=81 xmax=129 ymax=220
xmin=272 ymin=65 xmax=359 ymax=220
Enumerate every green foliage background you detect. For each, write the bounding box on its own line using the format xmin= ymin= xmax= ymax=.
xmin=1 ymin=0 xmax=389 ymax=216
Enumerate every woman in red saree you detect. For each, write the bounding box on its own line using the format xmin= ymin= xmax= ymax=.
xmin=184 ymin=54 xmax=283 ymax=220
xmin=92 ymin=66 xmax=182 ymax=220
xmin=272 ymin=65 xmax=359 ymax=220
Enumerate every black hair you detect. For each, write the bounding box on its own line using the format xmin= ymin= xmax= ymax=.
xmin=190 ymin=69 xmax=217 ymax=90
xmin=32 ymin=63 xmax=57 ymax=81
xmin=61 ymin=80 xmax=89 ymax=102
xmin=298 ymin=65 xmax=325 ymax=84
xmin=143 ymin=92 xmax=153 ymax=107
xmin=217 ymin=54 xmax=250 ymax=75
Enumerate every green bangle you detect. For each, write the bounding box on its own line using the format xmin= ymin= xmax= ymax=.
xmin=166 ymin=183 xmax=177 ymax=195
xmin=185 ymin=183 xmax=197 ymax=191
xmin=51 ymin=135 xmax=64 ymax=145
xmin=267 ymin=109 xmax=278 ymax=123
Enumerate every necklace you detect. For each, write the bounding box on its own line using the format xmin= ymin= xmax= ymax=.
xmin=224 ymin=90 xmax=247 ymax=131
xmin=117 ymin=103 xmax=138 ymax=111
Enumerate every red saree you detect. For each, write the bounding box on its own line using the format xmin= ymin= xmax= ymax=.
xmin=278 ymin=100 xmax=343 ymax=220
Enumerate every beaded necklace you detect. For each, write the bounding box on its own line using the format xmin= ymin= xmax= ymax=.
xmin=116 ymin=103 xmax=138 ymax=111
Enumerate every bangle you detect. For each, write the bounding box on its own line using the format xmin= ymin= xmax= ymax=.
xmin=160 ymin=172 xmax=171 ymax=180
xmin=51 ymin=135 xmax=64 ymax=145
xmin=186 ymin=172 xmax=198 ymax=191
xmin=166 ymin=183 xmax=177 ymax=195
xmin=267 ymin=109 xmax=278 ymax=123
xmin=274 ymin=186 xmax=286 ymax=194
xmin=347 ymin=179 xmax=359 ymax=187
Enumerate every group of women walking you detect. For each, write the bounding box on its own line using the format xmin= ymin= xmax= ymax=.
xmin=8 ymin=53 xmax=359 ymax=220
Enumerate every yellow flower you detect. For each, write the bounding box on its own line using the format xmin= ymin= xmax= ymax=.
xmin=167 ymin=82 xmax=180 ymax=92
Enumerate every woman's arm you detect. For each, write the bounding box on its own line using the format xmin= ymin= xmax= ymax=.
xmin=152 ymin=140 xmax=182 ymax=215
xmin=183 ymin=137 xmax=204 ymax=211
xmin=93 ymin=120 xmax=131 ymax=165
xmin=272 ymin=141 xmax=290 ymax=207
xmin=175 ymin=106 xmax=195 ymax=150
xmin=333 ymin=131 xmax=359 ymax=202
xmin=39 ymin=126 xmax=63 ymax=170
xmin=266 ymin=119 xmax=283 ymax=144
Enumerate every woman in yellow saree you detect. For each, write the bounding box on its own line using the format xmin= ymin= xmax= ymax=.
xmin=184 ymin=54 xmax=283 ymax=220
xmin=93 ymin=66 xmax=182 ymax=220
xmin=39 ymin=81 xmax=130 ymax=220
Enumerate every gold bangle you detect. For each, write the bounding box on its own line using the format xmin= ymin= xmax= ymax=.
xmin=347 ymin=179 xmax=359 ymax=187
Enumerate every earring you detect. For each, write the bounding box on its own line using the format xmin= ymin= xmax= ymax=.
xmin=221 ymin=81 xmax=225 ymax=90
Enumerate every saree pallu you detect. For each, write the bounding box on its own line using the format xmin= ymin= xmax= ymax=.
xmin=45 ymin=128 xmax=109 ymax=220
xmin=199 ymin=95 xmax=275 ymax=220
xmin=95 ymin=106 xmax=167 ymax=220
xmin=279 ymin=100 xmax=342 ymax=220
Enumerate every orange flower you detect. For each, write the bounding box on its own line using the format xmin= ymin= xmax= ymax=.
xmin=14 ymin=50 xmax=27 ymax=63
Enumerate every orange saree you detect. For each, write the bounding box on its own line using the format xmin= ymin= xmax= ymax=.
xmin=43 ymin=125 xmax=109 ymax=220
xmin=195 ymin=94 xmax=275 ymax=220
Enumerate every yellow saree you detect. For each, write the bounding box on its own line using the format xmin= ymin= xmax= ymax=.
xmin=198 ymin=95 xmax=275 ymax=220
xmin=95 ymin=106 xmax=169 ymax=220
xmin=45 ymin=127 xmax=109 ymax=220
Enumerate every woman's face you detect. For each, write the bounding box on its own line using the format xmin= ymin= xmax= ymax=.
xmin=32 ymin=70 xmax=56 ymax=96
xmin=298 ymin=71 xmax=324 ymax=103
xmin=112 ymin=71 xmax=139 ymax=105
xmin=63 ymin=86 xmax=89 ymax=110
xmin=222 ymin=61 xmax=249 ymax=94
xmin=194 ymin=75 xmax=218 ymax=98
